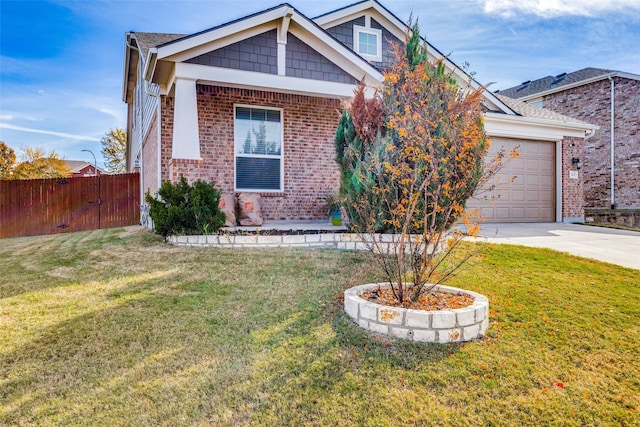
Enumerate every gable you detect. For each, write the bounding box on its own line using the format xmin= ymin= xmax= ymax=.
xmin=186 ymin=30 xmax=278 ymax=74
xmin=142 ymin=4 xmax=382 ymax=99
xmin=325 ymin=16 xmax=402 ymax=71
xmin=286 ymin=34 xmax=357 ymax=84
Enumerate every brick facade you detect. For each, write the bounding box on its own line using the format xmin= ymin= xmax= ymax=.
xmin=542 ymin=77 xmax=640 ymax=209
xmin=561 ymin=136 xmax=585 ymax=220
xmin=160 ymin=86 xmax=342 ymax=220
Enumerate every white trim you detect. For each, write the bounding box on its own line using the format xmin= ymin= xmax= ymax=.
xmin=484 ymin=112 xmax=594 ymax=141
xmin=171 ymin=62 xmax=377 ymax=99
xmin=172 ymin=77 xmax=201 ymax=160
xmin=353 ymin=25 xmax=382 ymax=62
xmin=233 ymin=104 xmax=284 ymax=193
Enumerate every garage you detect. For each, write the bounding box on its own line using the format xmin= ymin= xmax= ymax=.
xmin=467 ymin=137 xmax=555 ymax=222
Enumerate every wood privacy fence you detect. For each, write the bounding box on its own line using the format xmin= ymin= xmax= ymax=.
xmin=0 ymin=173 xmax=140 ymax=239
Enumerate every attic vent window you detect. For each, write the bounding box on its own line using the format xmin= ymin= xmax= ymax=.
xmin=354 ymin=25 xmax=382 ymax=62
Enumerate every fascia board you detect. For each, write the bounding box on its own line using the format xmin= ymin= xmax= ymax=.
xmin=173 ymin=62 xmax=368 ymax=99
xmin=316 ymin=1 xmax=406 ymax=41
xmin=484 ymin=112 xmax=597 ymax=141
xmin=156 ymin=7 xmax=290 ymax=60
xmin=122 ymin=33 xmax=133 ymax=102
xmin=162 ymin=22 xmax=277 ymax=63
xmin=143 ymin=49 xmax=157 ymax=81
xmin=516 ymin=72 xmax=640 ymax=101
xmin=314 ymin=1 xmax=373 ymax=27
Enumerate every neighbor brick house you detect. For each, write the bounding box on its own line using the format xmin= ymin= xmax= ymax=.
xmin=122 ymin=0 xmax=596 ymax=223
xmin=499 ymin=68 xmax=640 ymax=216
xmin=64 ymin=160 xmax=105 ymax=177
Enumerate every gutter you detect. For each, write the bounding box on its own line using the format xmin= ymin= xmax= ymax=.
xmin=608 ymin=75 xmax=616 ymax=209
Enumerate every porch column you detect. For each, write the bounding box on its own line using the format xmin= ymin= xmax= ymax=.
xmin=172 ymin=77 xmax=201 ymax=160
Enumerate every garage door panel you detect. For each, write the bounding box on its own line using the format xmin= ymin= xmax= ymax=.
xmin=468 ymin=138 xmax=555 ymax=222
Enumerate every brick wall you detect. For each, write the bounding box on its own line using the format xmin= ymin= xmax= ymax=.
xmin=561 ymin=136 xmax=585 ymax=220
xmin=160 ymin=86 xmax=342 ymax=220
xmin=543 ymin=77 xmax=640 ymax=208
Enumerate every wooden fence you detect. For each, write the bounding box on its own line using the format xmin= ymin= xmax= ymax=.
xmin=0 ymin=173 xmax=140 ymax=239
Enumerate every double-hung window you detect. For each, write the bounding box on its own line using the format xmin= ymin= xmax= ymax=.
xmin=354 ymin=25 xmax=382 ymax=62
xmin=234 ymin=105 xmax=283 ymax=192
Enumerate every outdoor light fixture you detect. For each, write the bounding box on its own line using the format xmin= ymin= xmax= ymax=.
xmin=572 ymin=157 xmax=582 ymax=170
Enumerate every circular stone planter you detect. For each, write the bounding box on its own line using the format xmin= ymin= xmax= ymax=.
xmin=344 ymin=283 xmax=489 ymax=343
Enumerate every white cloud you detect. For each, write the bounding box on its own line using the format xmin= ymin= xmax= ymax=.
xmin=483 ymin=0 xmax=640 ymax=18
xmin=0 ymin=123 xmax=100 ymax=142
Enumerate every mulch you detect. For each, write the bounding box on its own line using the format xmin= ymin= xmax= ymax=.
xmin=361 ymin=286 xmax=474 ymax=310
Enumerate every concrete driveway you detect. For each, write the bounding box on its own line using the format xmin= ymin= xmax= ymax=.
xmin=475 ymin=223 xmax=640 ymax=270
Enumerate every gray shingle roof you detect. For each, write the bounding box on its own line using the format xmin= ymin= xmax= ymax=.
xmin=494 ymin=94 xmax=592 ymax=126
xmin=133 ymin=32 xmax=187 ymax=58
xmin=497 ymin=67 xmax=615 ymax=98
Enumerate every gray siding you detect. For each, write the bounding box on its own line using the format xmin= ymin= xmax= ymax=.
xmin=186 ymin=30 xmax=277 ymax=74
xmin=285 ymin=34 xmax=356 ymax=84
xmin=371 ymin=18 xmax=402 ymax=71
xmin=324 ymin=16 xmax=364 ymax=49
xmin=325 ymin=16 xmax=402 ymax=72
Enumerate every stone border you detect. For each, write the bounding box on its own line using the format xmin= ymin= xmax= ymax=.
xmin=344 ymin=283 xmax=489 ymax=343
xmin=167 ymin=233 xmax=433 ymax=252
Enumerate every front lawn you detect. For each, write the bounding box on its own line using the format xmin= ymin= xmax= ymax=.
xmin=0 ymin=228 xmax=637 ymax=426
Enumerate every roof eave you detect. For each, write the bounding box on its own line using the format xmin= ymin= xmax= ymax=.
xmin=517 ymin=71 xmax=640 ymax=101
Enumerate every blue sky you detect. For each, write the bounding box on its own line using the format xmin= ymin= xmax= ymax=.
xmin=1 ymin=0 xmax=639 ymax=167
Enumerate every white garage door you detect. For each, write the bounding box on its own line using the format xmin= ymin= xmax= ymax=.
xmin=467 ymin=137 xmax=555 ymax=222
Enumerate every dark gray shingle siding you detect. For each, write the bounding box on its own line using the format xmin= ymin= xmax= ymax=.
xmin=285 ymin=34 xmax=357 ymax=84
xmin=186 ymin=30 xmax=277 ymax=74
xmin=325 ymin=17 xmax=401 ymax=72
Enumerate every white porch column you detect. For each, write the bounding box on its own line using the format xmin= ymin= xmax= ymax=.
xmin=172 ymin=77 xmax=201 ymax=160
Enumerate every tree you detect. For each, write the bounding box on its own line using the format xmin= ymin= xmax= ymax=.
xmin=0 ymin=141 xmax=16 ymax=179
xmin=335 ymin=23 xmax=518 ymax=305
xmin=12 ymin=147 xmax=71 ymax=180
xmin=101 ymin=127 xmax=126 ymax=173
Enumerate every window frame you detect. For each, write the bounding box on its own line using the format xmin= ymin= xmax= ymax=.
xmin=353 ymin=25 xmax=382 ymax=62
xmin=233 ymin=104 xmax=284 ymax=193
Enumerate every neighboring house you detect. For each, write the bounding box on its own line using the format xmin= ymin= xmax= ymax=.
xmin=122 ymin=0 xmax=596 ymax=223
xmin=498 ymin=67 xmax=640 ymax=211
xmin=64 ymin=160 xmax=105 ymax=177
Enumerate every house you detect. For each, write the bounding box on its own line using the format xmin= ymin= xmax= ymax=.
xmin=122 ymin=0 xmax=596 ymax=224
xmin=498 ymin=68 xmax=640 ymax=219
xmin=64 ymin=160 xmax=105 ymax=177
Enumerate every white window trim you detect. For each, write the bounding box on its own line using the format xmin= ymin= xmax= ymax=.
xmin=353 ymin=25 xmax=382 ymax=62
xmin=233 ymin=104 xmax=284 ymax=193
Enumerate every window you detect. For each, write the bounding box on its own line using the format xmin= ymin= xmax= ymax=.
xmin=234 ymin=105 xmax=283 ymax=192
xmin=354 ymin=25 xmax=382 ymax=61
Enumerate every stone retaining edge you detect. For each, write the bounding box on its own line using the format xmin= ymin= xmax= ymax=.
xmin=344 ymin=283 xmax=489 ymax=344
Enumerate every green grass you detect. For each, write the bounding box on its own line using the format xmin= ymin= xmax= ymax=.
xmin=0 ymin=227 xmax=638 ymax=426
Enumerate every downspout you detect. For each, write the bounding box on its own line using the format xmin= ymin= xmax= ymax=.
xmin=608 ymin=75 xmax=615 ymax=209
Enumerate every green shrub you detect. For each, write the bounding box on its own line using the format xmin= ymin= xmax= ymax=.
xmin=145 ymin=176 xmax=225 ymax=240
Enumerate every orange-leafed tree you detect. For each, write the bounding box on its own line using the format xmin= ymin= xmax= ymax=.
xmin=335 ymin=23 xmax=516 ymax=304
xmin=11 ymin=147 xmax=71 ymax=180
